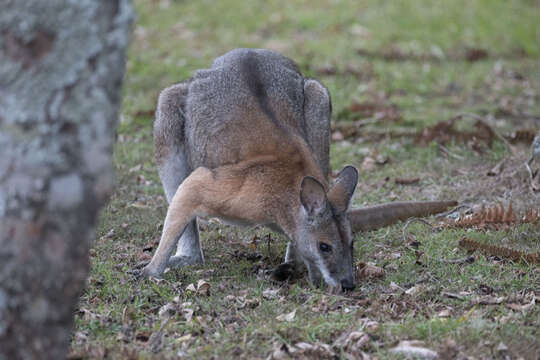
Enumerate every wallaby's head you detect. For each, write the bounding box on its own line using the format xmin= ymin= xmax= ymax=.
xmin=295 ymin=166 xmax=358 ymax=290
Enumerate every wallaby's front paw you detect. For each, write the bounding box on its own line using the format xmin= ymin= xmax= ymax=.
xmin=271 ymin=263 xmax=296 ymax=282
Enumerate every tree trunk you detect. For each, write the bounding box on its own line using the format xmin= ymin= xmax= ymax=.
xmin=0 ymin=1 xmax=134 ymax=359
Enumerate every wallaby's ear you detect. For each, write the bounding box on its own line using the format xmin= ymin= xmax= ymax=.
xmin=328 ymin=166 xmax=358 ymax=214
xmin=300 ymin=176 xmax=327 ymax=217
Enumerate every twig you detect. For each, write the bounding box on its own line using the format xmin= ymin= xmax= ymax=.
xmin=524 ymin=157 xmax=533 ymax=178
xmin=401 ymin=217 xmax=476 ymax=267
xmin=434 ymin=204 xmax=472 ymax=219
xmin=442 ymin=291 xmax=467 ymax=301
xmin=440 ymin=256 xmax=475 ymax=265
xmin=265 ymin=233 xmax=274 ymax=262
xmin=438 ymin=144 xmax=465 ymax=160
xmin=401 ymin=218 xmax=433 ymax=244
xmin=355 ymin=118 xmax=380 ymax=126
xmin=378 ymin=227 xmax=392 ymax=240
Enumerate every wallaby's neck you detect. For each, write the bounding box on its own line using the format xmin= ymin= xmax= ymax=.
xmin=269 ymin=136 xmax=327 ymax=236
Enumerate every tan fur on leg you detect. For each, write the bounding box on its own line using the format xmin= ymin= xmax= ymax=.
xmin=142 ymin=168 xmax=209 ymax=277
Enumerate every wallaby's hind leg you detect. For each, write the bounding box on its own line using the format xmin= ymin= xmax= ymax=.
xmin=154 ymin=82 xmax=204 ymax=269
xmin=143 ymin=163 xmax=266 ymax=278
xmin=142 ymin=167 xmax=213 ymax=278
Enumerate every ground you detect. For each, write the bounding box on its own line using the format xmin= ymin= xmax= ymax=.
xmin=70 ymin=0 xmax=539 ymax=359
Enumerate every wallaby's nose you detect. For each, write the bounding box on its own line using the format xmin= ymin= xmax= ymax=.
xmin=340 ymin=278 xmax=355 ymax=291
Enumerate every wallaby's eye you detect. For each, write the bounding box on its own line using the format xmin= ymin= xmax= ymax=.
xmin=319 ymin=243 xmax=332 ymax=253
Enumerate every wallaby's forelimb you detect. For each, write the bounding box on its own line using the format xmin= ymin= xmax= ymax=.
xmin=349 ymin=200 xmax=457 ymax=233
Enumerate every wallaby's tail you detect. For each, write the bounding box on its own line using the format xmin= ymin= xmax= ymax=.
xmin=154 ymin=80 xmax=191 ymax=203
xmin=348 ymin=200 xmax=457 ymax=233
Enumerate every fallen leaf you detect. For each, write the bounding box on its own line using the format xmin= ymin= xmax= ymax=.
xmin=415 ymin=117 xmax=495 ymax=149
xmin=196 ymin=279 xmax=210 ymax=296
xmin=294 ymin=342 xmax=335 ymax=359
xmin=237 ymin=298 xmax=259 ymax=309
xmin=99 ymin=229 xmax=115 ymax=241
xmin=268 ymin=342 xmax=336 ymax=360
xmin=395 ymin=177 xmax=420 ymax=185
xmin=276 ymin=309 xmax=296 ymax=322
xmin=333 ymin=330 xmax=370 ymax=353
xmin=505 ymin=296 xmax=536 ymax=312
xmin=117 ymin=324 xmax=132 ymax=343
xmin=474 ymin=295 xmax=505 ymax=305
xmin=262 ymin=288 xmax=279 ymax=300
xmin=349 ymin=101 xmax=378 ymax=116
xmin=465 ymin=47 xmax=489 ymax=62
xmin=496 ymin=342 xmax=508 ymax=353
xmin=364 ymin=320 xmax=380 ymax=333
xmin=441 ymin=292 xmax=467 ymax=300
xmin=437 ymin=309 xmax=452 ymax=318
xmin=331 ymin=131 xmax=344 ymax=141
xmin=487 ymin=160 xmax=505 ymax=176
xmin=135 ymin=331 xmax=151 ymax=342
xmin=158 ymin=303 xmax=177 ymax=320
xmin=361 ymin=156 xmax=377 ymax=172
xmin=268 ymin=343 xmax=290 ymax=360
xmin=389 ymin=281 xmax=405 ymax=292
xmin=176 ymin=334 xmax=193 ymax=343
xmin=375 ymin=154 xmax=389 ymax=165
xmin=390 ymin=340 xmax=439 ymax=359
xmin=147 ymin=319 xmax=169 ymax=353
xmin=405 ymin=285 xmax=424 ymax=296
xmin=357 ymin=262 xmax=385 ymax=279
xmin=315 ymin=63 xmax=337 ymax=75
xmin=181 ymin=303 xmax=195 ymax=322
xmin=130 ymin=201 xmax=149 ymax=209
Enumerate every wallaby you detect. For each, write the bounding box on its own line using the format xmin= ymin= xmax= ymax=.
xmin=141 ymin=48 xmax=456 ymax=290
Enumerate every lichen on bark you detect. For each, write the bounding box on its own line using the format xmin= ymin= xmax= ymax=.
xmin=0 ymin=1 xmax=134 ymax=359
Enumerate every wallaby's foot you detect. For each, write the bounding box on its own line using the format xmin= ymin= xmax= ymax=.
xmin=139 ymin=264 xmax=163 ymax=279
xmin=127 ymin=261 xmax=164 ymax=280
xmin=134 ymin=260 xmax=150 ymax=269
xmin=167 ymin=255 xmax=203 ymax=269
xmin=271 ymin=263 xmax=296 ymax=282
xmin=127 ymin=260 xmax=150 ymax=279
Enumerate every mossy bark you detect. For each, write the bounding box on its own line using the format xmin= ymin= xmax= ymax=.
xmin=0 ymin=1 xmax=134 ymax=359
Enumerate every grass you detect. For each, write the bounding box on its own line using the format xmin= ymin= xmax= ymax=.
xmin=71 ymin=0 xmax=539 ymax=358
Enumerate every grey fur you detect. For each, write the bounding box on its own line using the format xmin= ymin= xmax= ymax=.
xmin=154 ymin=81 xmax=204 ymax=265
xmin=303 ymin=79 xmax=332 ymax=178
xmin=185 ymin=48 xmax=318 ymax=169
xmin=153 ymin=48 xmax=333 ymax=273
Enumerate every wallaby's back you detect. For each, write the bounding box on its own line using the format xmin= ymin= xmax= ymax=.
xmin=185 ymin=48 xmax=311 ymax=169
